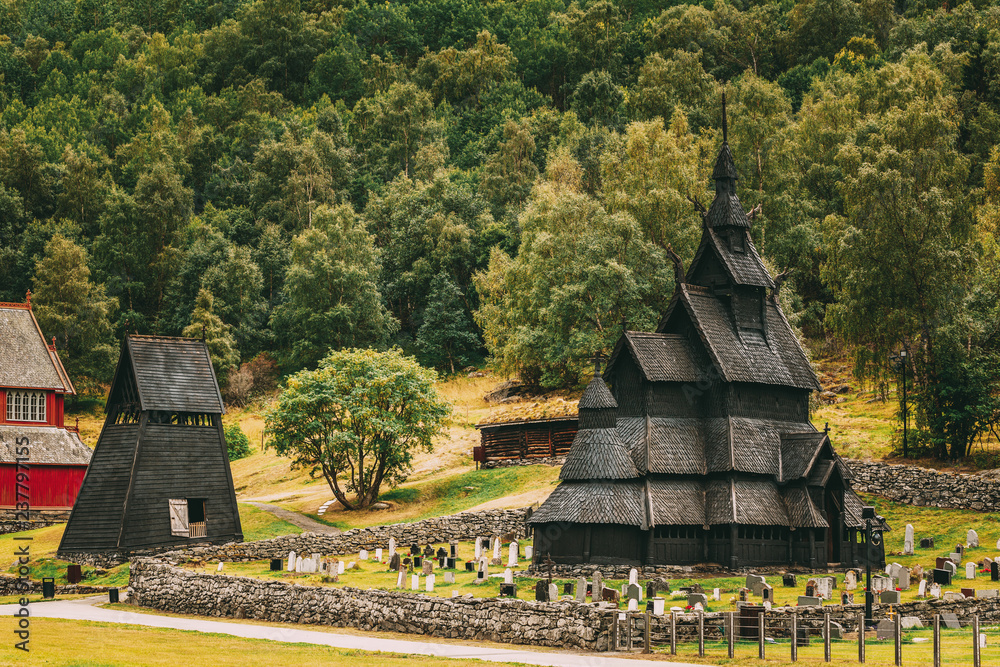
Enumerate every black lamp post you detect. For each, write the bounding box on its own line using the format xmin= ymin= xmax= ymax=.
xmin=861 ymin=505 xmax=878 ymax=626
xmin=890 ymin=349 xmax=909 ymax=457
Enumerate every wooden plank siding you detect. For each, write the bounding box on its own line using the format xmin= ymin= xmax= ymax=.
xmin=477 ymin=418 xmax=577 ymax=461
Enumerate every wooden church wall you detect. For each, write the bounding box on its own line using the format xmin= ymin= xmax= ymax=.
xmin=645 ymin=383 xmax=700 ymax=418
xmin=608 ymin=355 xmax=644 ymax=417
xmin=728 ymin=384 xmax=810 ymax=422
xmin=120 ymin=418 xmax=240 ymax=550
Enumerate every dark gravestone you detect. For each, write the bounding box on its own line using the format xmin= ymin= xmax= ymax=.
xmin=424 ymin=545 xmax=435 ymax=558
xmin=920 ymin=537 xmax=934 ymax=549
xmin=465 ymin=561 xmax=475 ymax=571
xmin=942 ymin=613 xmax=961 ymax=630
xmin=446 ymin=557 xmax=457 ymax=569
xmin=269 ymin=559 xmax=282 ymax=572
xmin=436 ymin=547 xmax=448 ymax=560
xmin=602 ymin=588 xmax=620 ymax=603
xmin=389 ymin=554 xmax=401 ymax=571
xmin=500 ymin=583 xmax=517 ymax=597
xmin=992 ymin=561 xmax=1000 ymax=582
xmin=956 ymin=544 xmax=964 ymax=557
xmin=439 ymin=558 xmax=446 ymax=569
xmin=783 ymin=573 xmax=797 ymax=587
xmin=646 ymin=583 xmax=657 ymax=599
xmin=962 ymin=588 xmax=976 ymax=599
xmin=410 ymin=544 xmax=421 ymax=555
xmin=563 ymin=582 xmax=574 ymax=595
xmin=535 ymin=580 xmax=549 ymax=602
xmin=841 ymin=592 xmax=853 ymax=605
xmin=450 ymin=542 xmax=458 ymax=558
xmin=933 ymin=568 xmax=952 ymax=585
xmin=936 ymin=557 xmax=948 ymax=569
xmin=805 ymin=583 xmax=815 ymax=598
xmin=414 ymin=556 xmax=422 ymax=568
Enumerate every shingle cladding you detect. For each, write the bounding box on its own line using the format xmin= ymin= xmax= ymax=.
xmin=125 ymin=336 xmax=225 ymax=414
xmin=707 ymin=193 xmax=751 ymax=229
xmin=0 ymin=425 xmax=91 ymax=464
xmin=648 ymin=479 xmax=705 ymax=525
xmin=560 ymin=428 xmax=640 ymax=480
xmin=529 ymin=480 xmax=646 ymax=527
xmin=579 ymin=373 xmax=617 ymax=409
xmin=0 ymin=306 xmax=69 ymax=391
xmin=707 ymin=228 xmax=774 ymax=288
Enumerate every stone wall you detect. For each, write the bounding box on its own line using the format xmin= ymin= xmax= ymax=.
xmin=61 ymin=508 xmax=529 ymax=567
xmin=482 ymin=457 xmax=565 ymax=469
xmin=128 ymin=559 xmax=617 ymax=650
xmin=846 ymin=460 xmax=1000 ymax=511
xmin=0 ymin=509 xmax=71 ymax=535
xmin=0 ymin=575 xmax=115 ymax=597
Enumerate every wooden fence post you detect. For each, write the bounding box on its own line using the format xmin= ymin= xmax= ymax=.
xmin=643 ymin=610 xmax=650 ymax=654
xmin=791 ymin=612 xmax=798 ymax=663
xmin=973 ymin=615 xmax=981 ymax=667
xmin=933 ymin=614 xmax=940 ymax=667
xmin=824 ymin=612 xmax=832 ymax=662
xmin=758 ymin=610 xmax=765 ymax=659
xmin=858 ymin=611 xmax=866 ymax=664
xmin=670 ymin=611 xmax=677 ymax=655
xmin=698 ymin=611 xmax=705 ymax=657
xmin=894 ymin=611 xmax=902 ymax=666
xmin=728 ymin=611 xmax=735 ymax=659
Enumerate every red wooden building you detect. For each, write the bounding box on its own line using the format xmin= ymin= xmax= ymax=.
xmin=0 ymin=296 xmax=91 ymax=527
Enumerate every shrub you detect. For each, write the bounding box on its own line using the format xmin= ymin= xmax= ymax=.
xmin=225 ymin=424 xmax=252 ymax=461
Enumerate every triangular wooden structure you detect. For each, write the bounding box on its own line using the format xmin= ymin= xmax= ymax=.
xmin=59 ymin=335 xmax=242 ymax=558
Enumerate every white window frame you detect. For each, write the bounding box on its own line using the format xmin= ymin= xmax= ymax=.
xmin=6 ymin=390 xmax=46 ymax=422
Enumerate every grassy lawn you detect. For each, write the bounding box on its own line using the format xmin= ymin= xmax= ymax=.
xmin=0 ymin=618 xmax=536 ymax=666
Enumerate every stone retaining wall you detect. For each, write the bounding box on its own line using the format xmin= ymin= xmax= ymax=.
xmin=0 ymin=575 xmax=115 ymax=596
xmin=482 ymin=457 xmax=565 ymax=469
xmin=0 ymin=509 xmax=71 ymax=535
xmin=846 ymin=460 xmax=1000 ymax=511
xmin=128 ymin=559 xmax=617 ymax=650
xmin=62 ymin=508 xmax=529 ymax=567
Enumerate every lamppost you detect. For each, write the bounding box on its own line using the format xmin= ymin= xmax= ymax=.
xmin=861 ymin=505 xmax=884 ymax=627
xmin=890 ymin=349 xmax=909 ymax=458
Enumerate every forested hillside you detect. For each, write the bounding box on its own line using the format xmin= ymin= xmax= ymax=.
xmin=2 ymin=0 xmax=1000 ymax=458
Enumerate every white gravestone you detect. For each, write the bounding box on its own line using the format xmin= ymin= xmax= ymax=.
xmin=628 ymin=599 xmax=638 ymax=611
xmin=217 ymin=562 xmax=224 ymax=572
xmin=359 ymin=549 xmax=368 ymax=561
xmin=629 ymin=568 xmax=639 ymax=585
xmin=845 ymin=571 xmax=857 ymax=591
xmin=967 ymin=562 xmax=977 ymax=579
xmin=493 ymin=538 xmax=502 ymax=560
xmin=388 ymin=538 xmax=396 ymax=559
xmin=474 ymin=539 xmax=482 ymax=560
xmin=548 ymin=583 xmax=558 ymax=602
xmin=452 ymin=590 xmax=460 ymax=598
xmin=337 ymin=561 xmax=345 ymax=575
xmin=504 ymin=568 xmax=513 ymax=584
xmin=904 ymin=524 xmax=914 ymax=555
xmin=396 ymin=571 xmax=405 ymax=589
xmin=713 ymin=588 xmax=720 ymax=601
xmin=969 ymin=529 xmax=979 ymax=548
xmin=918 ymin=580 xmax=927 ymax=598
xmin=525 ymin=545 xmax=533 ymax=560
xmin=411 ymin=574 xmax=419 ymax=591
xmin=930 ymin=583 xmax=941 ymax=599
xmin=375 ymin=548 xmax=382 ymax=561
xmin=444 ymin=572 xmax=455 ymax=584
xmin=295 ymin=556 xmax=303 ymax=573
xmin=508 ymin=542 xmax=518 ymax=567
xmin=287 ymin=550 xmax=296 ymax=572
xmin=426 ymin=574 xmax=435 ymax=592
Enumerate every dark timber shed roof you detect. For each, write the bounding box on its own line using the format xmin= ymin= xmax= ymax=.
xmin=110 ymin=336 xmax=225 ymax=414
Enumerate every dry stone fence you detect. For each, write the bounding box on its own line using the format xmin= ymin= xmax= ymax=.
xmin=847 ymin=460 xmax=1000 ymax=511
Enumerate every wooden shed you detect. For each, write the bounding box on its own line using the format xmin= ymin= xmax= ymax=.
xmin=529 ymin=100 xmax=881 ymax=570
xmin=475 ymin=416 xmax=577 ymax=462
xmin=58 ymin=335 xmax=243 ymax=559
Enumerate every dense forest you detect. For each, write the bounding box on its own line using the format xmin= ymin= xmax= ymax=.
xmin=2 ymin=0 xmax=1000 ymax=458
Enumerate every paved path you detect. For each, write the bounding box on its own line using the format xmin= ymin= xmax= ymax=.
xmin=3 ymin=597 xmax=705 ymax=666
xmin=245 ymin=501 xmax=340 ymax=534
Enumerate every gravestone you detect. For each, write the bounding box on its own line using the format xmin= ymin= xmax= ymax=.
xmin=359 ymin=549 xmax=368 ymax=561
xmin=396 ymin=571 xmax=405 ymax=589
xmin=975 ymin=589 xmax=998 ymax=599
xmin=548 ymin=583 xmax=558 ymax=602
xmin=592 ymin=571 xmax=604 ymax=601
xmin=917 ymin=580 xmax=927 ymax=598
xmin=993 ymin=561 xmax=999 ymax=582
xmin=474 ymin=538 xmax=483 ymax=560
xmin=411 ymin=574 xmax=419 ymax=591
xmin=602 ymin=588 xmax=620 ymax=603
xmin=880 ymin=590 xmax=901 ymax=604
xmin=911 ymin=564 xmax=923 ymax=581
xmin=761 ymin=584 xmax=773 ymax=604
xmin=950 ymin=552 xmax=962 ymax=564
xmin=424 ymin=545 xmax=435 ymax=558
xmin=957 ymin=543 xmax=965 ymax=557
xmin=930 ymin=583 xmax=942 ymax=598
xmin=783 ymin=573 xmax=797 ymax=587
xmin=968 ymin=529 xmax=979 ymax=548
xmin=504 ymin=568 xmax=513 ymax=584
xmin=493 ymin=537 xmax=501 ymax=560
xmin=287 ymin=550 xmax=296 ymax=572
xmin=388 ymin=538 xmax=396 ymax=559
xmin=944 ymin=561 xmax=957 ymax=577
xmin=961 ymin=588 xmax=975 ymax=598
xmin=436 ymin=547 xmax=447 ymax=560
xmin=422 ymin=560 xmax=434 ymax=576
xmin=829 ymin=622 xmax=844 ymax=640
xmin=845 ymin=571 xmax=857 ymax=591
xmin=628 ymin=598 xmax=639 ymax=612
xmin=944 ymin=591 xmax=963 ymax=602
xmin=805 ymin=579 xmax=816 ymax=597
xmin=841 ymin=591 xmax=853 ymax=605
xmin=337 ymin=560 xmax=345 ymax=575
xmin=270 ymin=558 xmax=282 ymax=572
xmin=450 ymin=542 xmax=458 ymax=558
xmin=904 ymin=524 xmax=914 ymax=555
xmin=876 ymin=619 xmax=896 ymax=640
xmin=897 ymin=567 xmax=910 ymax=591
xmin=426 ymin=574 xmax=435 ymax=592
xmin=797 ymin=596 xmax=822 ymax=606
xmin=576 ymin=578 xmax=587 ymax=603
xmin=524 ymin=545 xmax=533 ymax=561
xmin=746 ymin=574 xmax=766 ymax=596
xmin=942 ymin=613 xmax=961 ymax=630
xmin=967 ymin=562 xmax=977 ymax=579
xmin=901 ymin=617 xmax=923 ymax=629
xmin=446 ymin=557 xmax=457 ymax=569
xmin=629 ymin=568 xmax=639 ymax=586
xmin=687 ymin=592 xmax=707 ymax=607
xmin=507 ymin=542 xmax=518 ymax=567
xmin=627 ymin=583 xmax=642 ymax=603
xmin=739 ymin=587 xmax=749 ymax=602
xmin=465 ymin=560 xmax=475 ymax=572
xmin=646 ymin=583 xmax=657 ymax=600
xmin=414 ymin=556 xmax=422 ymax=568
xmin=444 ymin=572 xmax=455 ymax=584
xmin=920 ymin=537 xmax=934 ymax=549
xmin=936 ymin=557 xmax=948 ymax=570
xmin=563 ymin=582 xmax=574 ymax=596
xmin=295 ymin=556 xmax=303 ymax=572
xmin=535 ymin=581 xmax=548 ymax=602
xmin=713 ymin=588 xmax=720 ymax=601
xmin=410 ymin=544 xmax=420 ymax=555
xmin=375 ymin=548 xmax=382 ymax=561
xmin=499 ymin=582 xmax=516 ymax=597
xmin=816 ymin=577 xmax=833 ymax=600
xmin=389 ymin=553 xmax=401 ymax=571
xmin=933 ymin=568 xmax=952 ymax=585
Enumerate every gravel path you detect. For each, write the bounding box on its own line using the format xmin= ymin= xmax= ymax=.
xmin=245 ymin=501 xmax=341 ymax=534
xmin=1 ymin=596 xmax=703 ymax=666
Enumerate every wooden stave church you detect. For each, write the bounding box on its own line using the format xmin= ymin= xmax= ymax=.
xmin=529 ymin=112 xmax=876 ymax=570
xmin=58 ymin=335 xmax=243 ymax=559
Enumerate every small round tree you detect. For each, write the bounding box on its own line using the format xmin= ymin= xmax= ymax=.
xmin=265 ymin=348 xmax=450 ymax=509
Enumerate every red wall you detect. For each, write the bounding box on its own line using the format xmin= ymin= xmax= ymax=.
xmin=0 ymin=464 xmax=88 ymax=508
xmin=0 ymin=389 xmax=65 ymax=427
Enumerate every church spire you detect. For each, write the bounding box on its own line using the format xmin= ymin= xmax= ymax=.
xmin=711 ymin=91 xmax=739 ymax=185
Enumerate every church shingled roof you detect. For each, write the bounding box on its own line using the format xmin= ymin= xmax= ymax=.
xmin=579 ymin=372 xmax=617 ymax=410
xmin=712 ymin=142 xmax=739 ymax=181
xmin=0 ymin=425 xmax=91 ymax=465
xmin=113 ymin=336 xmax=225 ymax=414
xmin=0 ymin=304 xmax=73 ymax=392
xmin=527 ymin=480 xmax=647 ymax=527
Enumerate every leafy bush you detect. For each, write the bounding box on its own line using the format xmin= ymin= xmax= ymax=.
xmin=225 ymin=424 xmax=253 ymax=461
